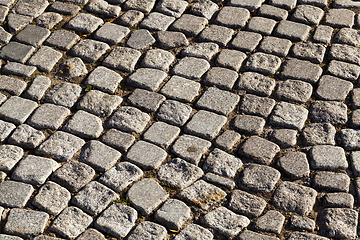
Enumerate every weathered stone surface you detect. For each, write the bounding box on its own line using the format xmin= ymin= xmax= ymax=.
xmin=108 ymin=106 xmax=150 ymax=134
xmin=240 ymin=164 xmax=280 ymax=193
xmin=155 ymin=199 xmax=191 ymax=230
xmin=302 ymin=123 xmax=336 ymax=146
xmin=310 ymin=145 xmax=348 ymax=171
xmin=100 ymin=129 xmax=135 ymax=152
xmin=127 ymin=221 xmax=167 ymax=240
xmin=323 ymin=192 xmax=354 ymax=208
xmin=63 ymin=110 xmax=103 ymax=139
xmin=238 ymin=230 xmax=280 ymax=240
xmin=278 ymin=152 xmax=310 ymax=179
xmin=8 ymin=124 xmax=45 ymax=149
xmin=0 ymin=180 xmax=34 ymax=208
xmin=290 ymin=216 xmax=316 ymax=232
xmin=313 ymin=171 xmax=350 ymax=192
xmin=309 ymin=101 xmax=348 ymax=126
xmin=228 ymin=189 xmax=267 ymax=218
xmin=254 ymin=210 xmax=285 ymax=234
xmin=0 ymin=96 xmax=37 ymax=125
xmin=315 ymin=75 xmax=353 ymax=101
xmin=241 ymin=136 xmax=280 ymax=165
xmin=204 ymin=148 xmax=242 ymax=178
xmin=126 ymin=141 xmax=167 ymax=170
xmin=174 ymin=224 xmax=213 ymax=240
xmin=236 ymin=72 xmax=276 ymax=97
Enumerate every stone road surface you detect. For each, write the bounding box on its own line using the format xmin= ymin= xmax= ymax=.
xmin=2 ymin=0 xmax=360 ymax=239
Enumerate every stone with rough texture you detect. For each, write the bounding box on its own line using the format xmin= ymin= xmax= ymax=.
xmin=144 ymin=121 xmax=180 ymax=148
xmin=77 ymin=229 xmax=105 ymax=240
xmin=245 ymin=52 xmax=281 ymax=75
xmin=278 ymin=152 xmax=310 ymax=179
xmin=0 ymin=76 xmax=27 ymax=96
xmin=128 ymin=89 xmax=165 ymax=112
xmin=171 ymin=14 xmax=208 ymax=37
xmin=71 ymin=39 xmax=110 ymax=63
xmin=8 ymin=124 xmax=45 ymax=149
xmin=155 ymin=199 xmax=191 ymax=230
xmin=270 ymin=129 xmax=297 ymax=148
xmin=302 ymin=123 xmax=336 ymax=146
xmin=0 ymin=120 xmax=15 ymax=143
xmin=273 ymin=181 xmax=317 ymax=215
xmin=327 ymin=60 xmax=360 ymax=81
xmin=63 ymin=110 xmax=103 ymax=139
xmin=0 ymin=180 xmax=34 ymax=208
xmin=279 ymin=58 xmax=322 ymax=84
xmin=323 ymin=192 xmax=354 ymax=208
xmin=324 ymin=9 xmax=354 ymax=28
xmin=309 ymin=101 xmax=348 ymax=126
xmin=233 ymin=115 xmax=265 ymax=135
xmin=45 ymin=83 xmax=82 ymax=108
xmin=127 ymin=221 xmax=167 ymax=240
xmin=142 ymin=49 xmax=175 ymax=71
xmin=240 ymin=164 xmax=280 ymax=193
xmin=316 ymin=75 xmax=353 ymax=101
xmin=24 ymin=76 xmax=51 ymax=101
xmin=241 ymin=136 xmax=280 ymax=165
xmin=160 ymin=76 xmax=200 ymax=103
xmin=28 ymin=103 xmax=70 ymax=131
xmin=157 ymin=100 xmax=192 ymax=127
xmin=215 ymin=130 xmax=241 ymax=151
xmin=290 ymin=216 xmax=316 ymax=232
xmin=174 ymin=224 xmax=213 ymax=240
xmin=0 ymin=96 xmax=37 ymax=125
xmin=103 ymin=47 xmax=141 ymax=72
xmin=203 ymin=207 xmax=250 ymax=238
xmin=78 ymin=90 xmax=122 ymax=117
xmin=85 ymin=66 xmax=122 ymax=94
xmin=203 ymin=67 xmax=238 ymax=92
xmin=58 ymin=57 xmax=88 ymax=79
xmin=274 ymin=20 xmax=311 ymax=41
xmin=254 ymin=210 xmax=285 ymax=234
xmin=127 ymin=178 xmax=169 ymax=215
xmin=270 ymin=102 xmax=308 ymax=130
xmin=12 ymin=0 xmax=48 ymax=17
xmin=127 ymin=29 xmax=155 ymax=50
xmin=238 ymin=230 xmax=280 ymax=240
xmin=67 ymin=13 xmax=103 ymax=33
xmin=275 ymin=80 xmax=313 ymax=104
xmin=108 ymin=106 xmax=150 ymax=134
xmin=172 ymin=57 xmax=210 ymax=80
xmin=340 ymin=129 xmax=360 ymax=151
xmin=126 ymin=141 xmax=167 ymax=170
xmin=310 ymin=145 xmax=347 ymax=171
xmin=0 ymin=145 xmax=23 ymax=172
xmin=204 ymin=148 xmax=242 ymax=178
xmin=172 ymin=135 xmax=211 ymax=165
xmin=127 ymin=68 xmax=167 ymax=91
xmin=313 ymin=171 xmax=350 ymax=192
xmin=236 ymin=72 xmax=276 ymax=97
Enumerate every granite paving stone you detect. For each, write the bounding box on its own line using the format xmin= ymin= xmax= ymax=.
xmin=241 ymin=136 xmax=280 ymax=165
xmin=215 ymin=6 xmax=250 ymax=28
xmin=313 ymin=171 xmax=350 ymax=192
xmin=179 ymin=180 xmax=226 ymax=210
xmin=199 ymin=25 xmax=234 ymax=47
xmin=313 ymin=25 xmax=334 ymax=45
xmin=80 ymin=140 xmax=121 ymax=172
xmin=127 ymin=178 xmax=169 ymax=215
xmin=182 ymin=42 xmax=219 ymax=61
xmin=58 ymin=57 xmax=88 ymax=79
xmin=28 ymin=103 xmax=70 ymax=131
xmin=4 ymin=208 xmax=49 ymax=239
xmin=290 ymin=216 xmax=316 ymax=232
xmin=0 ymin=180 xmax=34 ymax=208
xmin=86 ymin=0 xmax=121 ymax=18
xmin=0 ymin=120 xmax=16 ymax=143
xmin=215 ymin=49 xmax=246 ymax=71
xmin=155 ymin=31 xmax=189 ymax=49
xmin=245 ymin=52 xmax=281 ymax=75
xmin=291 ymin=5 xmax=324 ymax=25
xmin=299 ymin=0 xmax=327 ymax=7
xmin=127 ymin=221 xmax=167 ymax=240
xmin=270 ymin=102 xmax=308 ymax=130
xmin=127 ymin=68 xmax=167 ymax=91
xmin=340 ymin=129 xmax=360 ymax=150
xmin=324 ymin=9 xmax=354 ymax=28
xmin=0 ymin=42 xmax=35 ymax=64
xmin=203 ymin=173 xmax=236 ymax=189
xmin=157 ymin=158 xmax=203 ymax=189
xmin=103 ymin=46 xmax=141 ymax=72
xmin=172 ymin=57 xmax=210 ymax=80
xmin=77 ymin=229 xmax=105 ymax=240
xmin=128 ymin=88 xmax=166 ymax=112
xmin=141 ymin=48 xmax=175 ymax=71
xmin=228 ymin=0 xmax=264 ymax=11
xmin=155 ymin=199 xmax=191 ymax=230
xmin=50 ymin=207 xmax=92 ymax=239
xmin=0 ymin=96 xmax=37 ymax=125
xmin=94 ymin=23 xmax=129 ymax=45
xmin=278 ymin=152 xmax=310 ymax=179
xmin=327 ymin=60 xmax=360 ymax=81
xmin=160 ymin=76 xmax=200 ymax=102
xmin=99 ymin=162 xmax=143 ymax=192
xmin=236 ymin=72 xmax=276 ymax=97
xmin=33 ymin=181 xmax=71 ymax=215
xmin=202 ymin=67 xmax=238 ymax=90
xmin=269 ymin=0 xmax=296 ymax=9
xmin=28 ymin=46 xmax=62 ymax=72
xmin=203 ymin=206 xmax=250 ymax=238
xmin=14 ymin=25 xmax=50 ymax=48
xmin=352 ymin=88 xmax=360 ymax=109
xmin=143 ymin=121 xmax=180 ymax=148
xmin=174 ymin=224 xmax=213 ymax=240
xmin=62 ymin=110 xmax=103 ymax=139
xmin=72 ymin=181 xmax=118 ymax=216
xmin=309 ymin=101 xmax=348 ymax=126
xmin=247 ymin=16 xmax=276 ymax=36
xmin=0 ymin=76 xmax=26 ymax=96
xmin=323 ymin=192 xmax=354 ymax=208
xmin=45 ymin=30 xmax=80 ymax=51
xmin=107 ymin=106 xmax=150 ymax=134
xmin=140 ymin=12 xmax=175 ymax=31
xmin=67 ymin=13 xmax=103 ymax=33
xmin=36 ymin=131 xmax=85 ymax=162
xmin=48 ymin=2 xmax=81 ymax=15
xmin=274 ymin=20 xmax=311 ymax=42
xmin=33 ymin=235 xmax=66 ymax=240
xmin=71 ymin=39 xmax=110 ymax=63
xmin=214 ymin=130 xmax=241 ymax=151
xmin=318 ymin=208 xmax=358 ymax=239
xmin=118 ymin=9 xmax=144 ymax=27
xmin=2 ymin=62 xmax=36 ymax=78
xmin=287 ymin=232 xmax=329 ymax=240
xmin=0 ymin=27 xmax=11 ymax=44
xmin=0 ymin=145 xmax=23 ymax=172
xmin=302 ymin=122 xmax=336 ymax=146
xmin=291 ymin=42 xmax=326 ymax=64
xmin=204 ymin=148 xmax=242 ymax=178
xmin=254 ymin=210 xmax=285 ymax=234
xmin=258 ymin=36 xmax=292 ymax=57
xmin=171 ymin=14 xmax=208 ymax=37
xmin=51 ymin=161 xmax=95 ymax=192
xmin=233 ymin=115 xmax=265 ymax=135
xmin=12 ymin=0 xmax=48 ymax=18
xmin=85 ymin=66 xmax=122 ymax=94
xmin=126 ymin=140 xmax=167 ymax=170
xmin=11 ymin=155 xmax=57 ymax=185
xmin=230 ymin=31 xmax=262 ymax=53
xmin=190 ymin=0 xmax=218 ymax=19
xmin=100 ymin=129 xmax=135 ymax=152
xmin=172 ymin=134 xmax=211 ymax=165
xmin=310 ymin=145 xmax=348 ymax=171
xmin=45 ymin=82 xmax=82 ymax=108
xmin=329 ymin=43 xmax=360 ymax=65
xmin=315 ymin=75 xmax=353 ymax=101
xmin=124 ymin=0 xmax=156 ymax=13
xmin=77 ymin=90 xmax=122 ymax=117
xmin=279 ymin=58 xmax=322 ymax=84
xmin=156 ymin=0 xmax=187 ymax=18
xmin=238 ymin=231 xmax=280 ymax=240
xmin=272 ymin=181 xmax=317 ymax=215
xmin=275 ymin=80 xmax=312 ymax=104
xmin=126 ymin=29 xmax=155 ymax=50
xmin=35 ymin=12 xmax=63 ymax=29
xmin=185 ymin=110 xmax=226 ymax=140
xmin=258 ymin=4 xmax=288 ymax=21
xmin=334 ymin=27 xmax=360 ymax=47
xmin=240 ymin=164 xmax=280 ymax=193
xmin=7 ymin=13 xmax=33 ymax=33
xmin=157 ymin=100 xmax=192 ymax=126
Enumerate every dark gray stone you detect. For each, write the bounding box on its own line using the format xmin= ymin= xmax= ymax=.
xmin=291 ymin=5 xmax=324 ymax=25
xmin=14 ymin=25 xmax=50 ymax=47
xmin=238 ymin=230 xmax=279 ymax=240
xmin=278 ymin=152 xmax=310 ymax=179
xmin=316 ymin=75 xmax=353 ymax=101
xmin=327 ymin=60 xmax=360 ymax=81
xmin=302 ymin=123 xmax=336 ymax=146
xmin=0 ymin=42 xmax=35 ymax=64
xmin=236 ymin=72 xmax=276 ymax=96
xmin=279 ymin=58 xmax=322 ymax=84
xmin=291 ymin=42 xmax=326 ymax=64
xmin=155 ymin=31 xmax=189 ymax=49
xmin=35 ymin=12 xmax=62 ymax=29
xmin=100 ymin=129 xmax=135 ymax=152
xmin=275 ymin=80 xmax=312 ymax=104
xmin=77 ymin=229 xmax=105 ymax=240
xmin=313 ymin=171 xmax=350 ymax=192
xmin=309 ymin=101 xmax=348 ymax=126
xmin=48 ymin=2 xmax=80 ymax=15
xmin=290 ymin=216 xmax=316 ymax=232
xmin=126 ymin=29 xmax=155 ymax=50
xmin=45 ymin=30 xmax=80 ymax=51
xmin=128 ymin=88 xmax=166 ymax=112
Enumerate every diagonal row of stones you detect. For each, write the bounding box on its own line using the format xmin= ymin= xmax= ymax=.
xmin=1 ymin=0 xmax=360 ymax=239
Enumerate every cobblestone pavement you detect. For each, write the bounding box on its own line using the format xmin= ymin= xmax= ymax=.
xmin=3 ymin=0 xmax=360 ymax=239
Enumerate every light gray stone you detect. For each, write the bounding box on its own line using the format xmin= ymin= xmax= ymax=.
xmin=228 ymin=0 xmax=264 ymax=10
xmin=247 ymin=16 xmax=276 ymax=36
xmin=12 ymin=0 xmax=48 ymax=17
xmin=270 ymin=101 xmax=308 ymax=130
xmin=245 ymin=52 xmax=281 ymax=75
xmin=350 ymin=151 xmax=360 ymax=177
xmin=85 ymin=66 xmax=122 ymax=94
xmin=86 ymin=0 xmax=121 ymax=18
xmin=2 ymin=62 xmax=36 ymax=77
xmin=313 ymin=171 xmax=350 ymax=192
xmin=172 ymin=57 xmax=210 ymax=80
xmin=36 ymin=131 xmax=85 ymax=162
xmin=156 ymin=0 xmax=187 ymax=18
xmin=14 ymin=25 xmax=50 ymax=47
xmin=8 ymin=124 xmax=44 ymax=149
xmin=199 ymin=24 xmax=234 ymax=47
xmin=323 ymin=192 xmax=354 ymax=208
xmin=302 ymin=123 xmax=336 ymax=146
xmin=160 ymin=76 xmax=200 ymax=103
xmin=0 ymin=120 xmax=15 ymax=143
xmin=127 ymin=178 xmax=169 ymax=215
xmin=316 ymin=75 xmax=353 ymax=101
xmin=233 ymin=115 xmax=265 ymax=135
xmin=155 ymin=199 xmax=191 ymax=230
xmin=155 ymin=31 xmax=189 ymax=49
xmin=157 ymin=100 xmax=192 ymax=127
xmin=107 ymin=106 xmax=150 ymax=134
xmin=140 ymin=12 xmax=175 ymax=31
xmin=236 ymin=72 xmax=276 ymax=96
xmin=203 ymin=173 xmax=236 ymax=190
xmin=45 ymin=83 xmax=82 ymax=108
xmin=118 ymin=9 xmax=144 ymax=27
xmin=238 ymin=230 xmax=280 ymax=240
xmin=278 ymin=152 xmax=310 ymax=179
xmin=171 ymin=14 xmax=208 ymax=37
xmin=0 ymin=27 xmax=11 ymax=44
xmin=279 ymin=58 xmax=322 ymax=84
xmin=24 ymin=76 xmax=51 ymax=101
xmin=126 ymin=141 xmax=167 ymax=170
xmin=291 ymin=42 xmax=326 ymax=64
xmin=126 ymin=29 xmax=155 ymax=50
xmin=269 ymin=0 xmax=296 ymax=9
xmin=141 ymin=49 xmax=175 ymax=71
xmin=77 ymin=229 xmax=105 ymax=240
xmin=309 ymin=101 xmax=348 ymax=126
xmin=241 ymin=136 xmax=280 ymax=165
xmin=274 ymin=20 xmax=311 ymax=41
xmin=143 ymin=121 xmax=180 ymax=149
xmin=45 ymin=30 xmax=80 ymax=51
xmin=240 ymin=94 xmax=276 ymax=118
xmin=103 ymin=46 xmax=141 ymax=72
xmin=171 ymin=134 xmax=211 ymax=165
xmin=310 ymin=145 xmax=347 ymax=171
xmin=58 ymin=57 xmax=88 ymax=79
xmin=0 ymin=180 xmax=34 ymax=208
xmin=0 ymin=145 xmax=23 ymax=172
xmin=215 ymin=49 xmax=247 ymax=71
xmin=72 ymin=181 xmax=118 ymax=216
xmin=203 ymin=207 xmax=250 ymax=238
xmin=215 ymin=6 xmax=250 ymax=28
xmin=33 ymin=181 xmax=71 ymax=215
xmin=329 ymin=43 xmax=360 ymax=65
xmin=0 ymin=76 xmax=26 ymax=96
xmin=124 ymin=0 xmax=155 ymax=12
xmin=215 ymin=130 xmax=241 ymax=151
xmin=291 ymin=5 xmax=324 ymax=25
xmin=287 ymin=232 xmax=329 ymax=240
xmin=94 ymin=23 xmax=129 ymax=45
xmin=203 ymin=67 xmax=238 ymax=91
xmin=324 ymin=9 xmax=354 ymax=28
xmin=240 ymin=164 xmax=280 ymax=193
xmin=313 ymin=25 xmax=333 ymax=44
xmin=182 ymin=42 xmax=219 ymax=61
xmin=100 ymin=129 xmax=135 ymax=152
xmin=99 ymin=162 xmax=143 ymax=192
xmin=258 ymin=36 xmax=292 ymax=57
xmin=28 ymin=103 xmax=70 ymax=131
xmin=80 ymin=140 xmax=121 ymax=172
xmin=51 ymin=207 xmax=92 ymax=239
xmin=290 ymin=216 xmax=316 ymax=232
xmin=67 ymin=13 xmax=103 ymax=33
xmin=254 ymin=210 xmax=285 ymax=234
xmin=0 ymin=96 xmax=37 ymax=125
xmin=340 ymin=129 xmax=360 ymax=151
xmin=178 ymin=180 xmax=226 ymax=210
xmin=258 ymin=4 xmax=288 ymax=21
xmin=35 ymin=12 xmax=62 ymax=29
xmin=95 ymin=204 xmax=137 ymax=238
xmin=128 ymin=89 xmax=165 ymax=112
xmin=62 ymin=110 xmax=103 ymax=139
xmin=127 ymin=68 xmax=167 ymax=91
xmin=157 ymin=158 xmax=203 ymax=189
xmin=204 ymin=148 xmax=242 ymax=178
xmin=11 ymin=155 xmax=57 ymax=185
xmin=127 ymin=221 xmax=167 ymax=240
xmin=327 ymin=60 xmax=360 ymax=81
xmin=4 ymin=208 xmax=49 ymax=239
xmin=174 ymin=224 xmax=213 ymax=240
xmin=71 ymin=39 xmax=110 ymax=63
xmin=6 ymin=13 xmax=32 ymax=33
xmin=273 ymin=181 xmax=317 ymax=215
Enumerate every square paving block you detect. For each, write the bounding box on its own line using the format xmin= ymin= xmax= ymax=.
xmin=67 ymin=13 xmax=103 ymax=33
xmin=140 ymin=12 xmax=175 ymax=31
xmin=72 ymin=181 xmax=118 ymax=216
xmin=172 ymin=57 xmax=210 ymax=80
xmin=0 ymin=145 xmax=23 ymax=172
xmin=126 ymin=141 xmax=167 ymax=170
xmin=28 ymin=103 xmax=71 ymax=130
xmin=103 ymin=46 xmax=141 ymax=72
xmin=171 ymin=14 xmax=208 ymax=37
xmin=27 ymin=46 xmax=62 ymax=72
xmin=100 ymin=129 xmax=135 ymax=152
xmin=62 ymin=110 xmax=103 ymax=139
xmin=127 ymin=221 xmax=167 ymax=240
xmin=0 ymin=180 xmax=34 ymax=208
xmin=202 ymin=67 xmax=238 ymax=91
xmin=71 ymin=39 xmax=110 ymax=63
xmin=36 ymin=131 xmax=85 ymax=162
xmin=94 ymin=23 xmax=130 ymax=45
xmin=157 ymin=100 xmax=192 ymax=126
xmin=8 ymin=124 xmax=45 ymax=149
xmin=45 ymin=30 xmax=80 ymax=51
xmin=127 ymin=68 xmax=167 ymax=91
xmin=128 ymin=88 xmax=166 ymax=112
xmin=14 ymin=25 xmax=50 ymax=47
xmin=141 ymin=48 xmax=175 ymax=71
xmin=230 ymin=31 xmax=262 ymax=53
xmin=80 ymin=140 xmax=121 ymax=172
xmin=270 ymin=101 xmax=308 ymax=130
xmin=155 ymin=199 xmax=191 ymax=230
xmin=143 ymin=121 xmax=180 ymax=148
xmin=85 ymin=66 xmax=123 ymax=94
xmin=0 ymin=96 xmax=38 ymax=125
xmin=240 ymin=136 xmax=280 ymax=165
xmin=45 ymin=82 xmax=82 ymax=108
xmin=0 ymin=75 xmax=27 ymax=96
xmin=11 ymin=155 xmax=57 ymax=185
xmin=0 ymin=42 xmax=35 ymax=64
xmin=199 ymin=25 xmax=234 ymax=47
xmin=160 ymin=75 xmax=201 ymax=102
